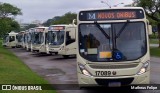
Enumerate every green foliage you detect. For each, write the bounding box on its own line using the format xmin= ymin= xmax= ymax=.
xmin=0 ymin=2 xmax=22 ymax=38
xmin=0 ymin=2 xmax=22 ymax=18
xmin=0 ymin=18 xmax=20 ymax=37
xmin=135 ymin=0 xmax=160 ymax=47
xmin=0 ymin=42 xmax=56 ymax=93
xmin=150 ymin=47 xmax=160 ymax=57
xmin=52 ymin=12 xmax=77 ymax=25
xmin=43 ymin=16 xmax=61 ymax=26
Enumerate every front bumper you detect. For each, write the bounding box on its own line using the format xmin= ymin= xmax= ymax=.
xmin=78 ymin=71 xmax=150 ymax=86
xmin=49 ymin=48 xmax=60 ymax=53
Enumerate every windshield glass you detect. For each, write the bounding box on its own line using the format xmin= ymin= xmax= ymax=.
xmin=17 ymin=34 xmax=23 ymax=42
xmin=32 ymin=32 xmax=43 ymax=44
xmin=27 ymin=33 xmax=32 ymax=43
xmin=48 ymin=31 xmax=64 ymax=45
xmin=79 ymin=22 xmax=147 ymax=62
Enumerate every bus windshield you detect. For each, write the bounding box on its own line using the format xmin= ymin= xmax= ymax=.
xmin=32 ymin=32 xmax=43 ymax=44
xmin=48 ymin=31 xmax=64 ymax=45
xmin=79 ymin=22 xmax=147 ymax=62
xmin=27 ymin=33 xmax=32 ymax=43
xmin=17 ymin=34 xmax=23 ymax=42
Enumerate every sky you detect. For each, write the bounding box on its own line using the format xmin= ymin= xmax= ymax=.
xmin=0 ymin=0 xmax=133 ymax=23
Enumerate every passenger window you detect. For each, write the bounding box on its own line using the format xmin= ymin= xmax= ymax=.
xmin=66 ymin=31 xmax=75 ymax=45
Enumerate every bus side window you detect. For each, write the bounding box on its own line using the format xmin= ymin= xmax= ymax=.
xmin=66 ymin=31 xmax=75 ymax=45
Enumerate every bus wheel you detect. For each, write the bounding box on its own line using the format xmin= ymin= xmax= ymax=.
xmin=63 ymin=55 xmax=69 ymax=58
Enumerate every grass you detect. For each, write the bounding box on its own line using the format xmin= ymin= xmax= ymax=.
xmin=150 ymin=39 xmax=159 ymax=44
xmin=0 ymin=40 xmax=56 ymax=93
xmin=150 ymin=47 xmax=160 ymax=57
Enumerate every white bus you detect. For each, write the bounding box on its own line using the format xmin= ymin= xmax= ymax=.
xmin=6 ymin=31 xmax=18 ymax=48
xmin=22 ymin=31 xmax=27 ymax=49
xmin=31 ymin=27 xmax=48 ymax=52
xmin=26 ymin=28 xmax=34 ymax=51
xmin=38 ymin=27 xmax=48 ymax=53
xmin=77 ymin=7 xmax=152 ymax=87
xmin=16 ymin=31 xmax=25 ymax=48
xmin=47 ymin=24 xmax=76 ymax=58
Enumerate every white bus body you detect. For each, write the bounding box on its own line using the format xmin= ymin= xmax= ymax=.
xmin=77 ymin=7 xmax=151 ymax=87
xmin=31 ymin=27 xmax=48 ymax=52
xmin=22 ymin=32 xmax=27 ymax=49
xmin=39 ymin=28 xmax=48 ymax=53
xmin=47 ymin=24 xmax=76 ymax=58
xmin=16 ymin=31 xmax=25 ymax=48
xmin=26 ymin=28 xmax=34 ymax=51
xmin=6 ymin=31 xmax=18 ymax=48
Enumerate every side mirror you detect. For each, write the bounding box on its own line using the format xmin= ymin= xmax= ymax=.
xmin=148 ymin=25 xmax=152 ymax=35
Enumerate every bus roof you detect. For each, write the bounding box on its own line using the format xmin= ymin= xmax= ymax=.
xmin=79 ymin=7 xmax=144 ymax=11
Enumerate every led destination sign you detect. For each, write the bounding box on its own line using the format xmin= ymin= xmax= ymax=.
xmin=49 ymin=26 xmax=65 ymax=31
xmin=35 ymin=28 xmax=45 ymax=32
xmin=79 ymin=9 xmax=144 ymax=21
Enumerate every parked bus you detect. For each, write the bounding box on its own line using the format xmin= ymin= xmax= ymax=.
xmin=31 ymin=27 xmax=48 ymax=52
xmin=38 ymin=27 xmax=48 ymax=53
xmin=77 ymin=7 xmax=152 ymax=88
xmin=47 ymin=23 xmax=76 ymax=58
xmin=2 ymin=34 xmax=9 ymax=47
xmin=16 ymin=31 xmax=25 ymax=48
xmin=6 ymin=31 xmax=18 ymax=48
xmin=22 ymin=31 xmax=27 ymax=49
xmin=26 ymin=28 xmax=34 ymax=51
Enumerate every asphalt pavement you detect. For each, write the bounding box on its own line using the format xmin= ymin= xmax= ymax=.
xmin=9 ymin=48 xmax=160 ymax=93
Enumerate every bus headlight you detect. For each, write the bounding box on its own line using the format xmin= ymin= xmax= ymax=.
xmin=137 ymin=61 xmax=149 ymax=75
xmin=78 ymin=63 xmax=92 ymax=77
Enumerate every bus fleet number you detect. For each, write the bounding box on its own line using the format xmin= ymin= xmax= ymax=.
xmin=95 ymin=71 xmax=112 ymax=76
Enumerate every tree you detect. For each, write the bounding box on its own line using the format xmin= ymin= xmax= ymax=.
xmin=52 ymin=12 xmax=77 ymax=25
xmin=0 ymin=2 xmax=22 ymax=38
xmin=0 ymin=18 xmax=20 ymax=37
xmin=0 ymin=2 xmax=22 ymax=18
xmin=43 ymin=16 xmax=61 ymax=26
xmin=135 ymin=0 xmax=160 ymax=47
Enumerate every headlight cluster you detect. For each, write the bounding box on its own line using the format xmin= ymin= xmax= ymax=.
xmin=137 ymin=61 xmax=150 ymax=75
xmin=78 ymin=63 xmax=92 ymax=77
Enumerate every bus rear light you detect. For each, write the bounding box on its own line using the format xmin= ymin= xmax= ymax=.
xmin=137 ymin=61 xmax=149 ymax=75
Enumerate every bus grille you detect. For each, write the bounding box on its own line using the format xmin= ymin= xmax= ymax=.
xmin=95 ymin=78 xmax=134 ymax=86
xmin=89 ymin=64 xmax=138 ymax=69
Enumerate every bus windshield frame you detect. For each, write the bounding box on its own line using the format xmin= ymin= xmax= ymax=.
xmin=78 ymin=21 xmax=147 ymax=62
xmin=48 ymin=30 xmax=65 ymax=45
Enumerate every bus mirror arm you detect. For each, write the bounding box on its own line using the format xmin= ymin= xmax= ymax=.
xmin=94 ymin=21 xmax=110 ymax=39
xmin=115 ymin=20 xmax=130 ymax=39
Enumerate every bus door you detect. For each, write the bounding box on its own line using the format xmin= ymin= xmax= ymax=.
xmin=64 ymin=27 xmax=76 ymax=55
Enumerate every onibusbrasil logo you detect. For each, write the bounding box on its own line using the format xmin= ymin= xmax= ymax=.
xmin=1 ymin=85 xmax=42 ymax=90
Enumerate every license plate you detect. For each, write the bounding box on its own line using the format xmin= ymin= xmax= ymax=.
xmin=108 ymin=82 xmax=121 ymax=87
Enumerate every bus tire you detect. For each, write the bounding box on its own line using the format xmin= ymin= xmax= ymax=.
xmin=55 ymin=52 xmax=58 ymax=55
xmin=63 ymin=55 xmax=69 ymax=58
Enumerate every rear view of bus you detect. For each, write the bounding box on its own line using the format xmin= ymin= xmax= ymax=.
xmin=77 ymin=7 xmax=151 ymax=87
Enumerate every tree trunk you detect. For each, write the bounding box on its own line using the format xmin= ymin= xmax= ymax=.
xmin=157 ymin=23 xmax=160 ymax=48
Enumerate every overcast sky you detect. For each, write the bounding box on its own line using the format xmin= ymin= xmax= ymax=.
xmin=0 ymin=0 xmax=133 ymax=23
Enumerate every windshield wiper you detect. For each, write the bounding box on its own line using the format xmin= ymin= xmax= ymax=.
xmin=115 ymin=20 xmax=130 ymax=39
xmin=94 ymin=21 xmax=110 ymax=39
